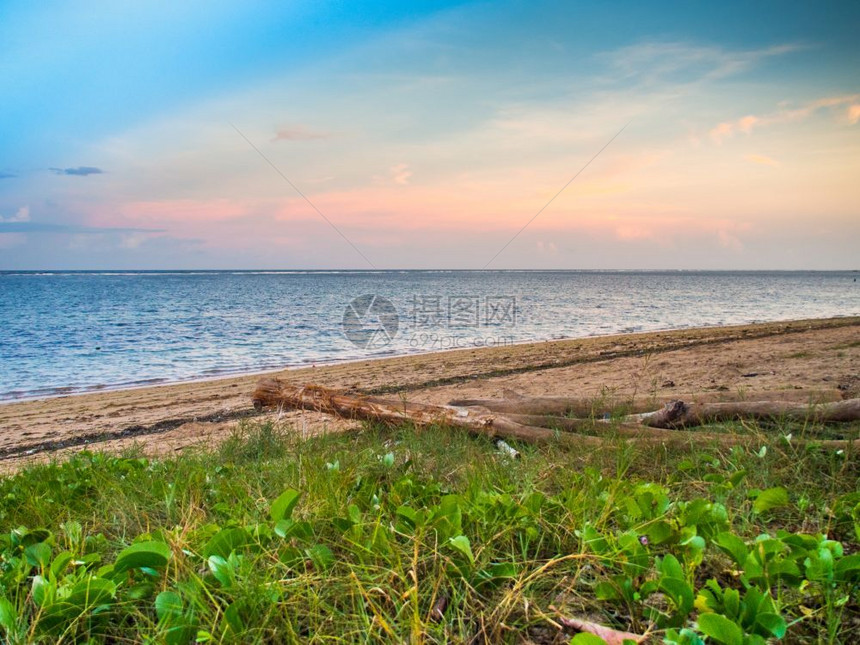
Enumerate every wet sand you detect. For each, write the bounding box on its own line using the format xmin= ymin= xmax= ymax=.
xmin=1 ymin=316 xmax=858 ymax=471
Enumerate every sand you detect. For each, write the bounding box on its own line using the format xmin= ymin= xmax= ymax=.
xmin=1 ymin=316 xmax=858 ymax=471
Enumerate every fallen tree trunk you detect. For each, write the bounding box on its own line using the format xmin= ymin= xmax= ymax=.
xmin=252 ymin=380 xmax=857 ymax=450
xmin=252 ymin=379 xmax=604 ymax=447
xmin=642 ymin=398 xmax=860 ymax=429
xmin=449 ymin=389 xmax=844 ymax=417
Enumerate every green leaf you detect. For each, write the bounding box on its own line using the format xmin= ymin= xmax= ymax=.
xmin=25 ymin=542 xmax=52 ymax=569
xmin=644 ymin=520 xmax=676 ymax=545
xmin=697 ymin=613 xmax=744 ymax=645
xmin=164 ymin=624 xmax=198 ymax=645
xmin=659 ymin=554 xmax=685 ymax=581
xmin=270 ymin=489 xmax=300 ymax=522
xmin=305 ymin=544 xmax=335 ymax=571
xmin=714 ymin=532 xmax=748 ymax=566
xmin=381 ymin=452 xmax=395 ymax=468
xmin=486 ymin=562 xmax=517 ymax=579
xmin=0 ymin=597 xmax=18 ymax=633
xmin=570 ymin=634 xmax=608 ymax=645
xmin=753 ymin=487 xmax=788 ymax=514
xmin=659 ymin=577 xmax=694 ymax=615
xmin=594 ymin=581 xmax=621 ymax=601
xmin=67 ymin=576 xmax=117 ymax=607
xmin=755 ymin=612 xmax=787 ymax=638
xmin=114 ymin=540 xmax=172 ymax=573
xmin=32 ymin=575 xmax=50 ymax=607
xmin=50 ymin=551 xmax=75 ymax=579
xmin=125 ymin=582 xmax=155 ymax=600
xmin=155 ymin=591 xmax=184 ymax=622
xmin=834 ymin=553 xmax=860 ymax=581
xmin=224 ymin=601 xmax=246 ymax=634
xmin=207 ymin=555 xmax=235 ymax=587
xmin=396 ymin=505 xmax=419 ymax=528
xmin=202 ymin=528 xmax=249 ymax=559
xmin=448 ymin=535 xmax=475 ymax=565
xmin=274 ymin=519 xmax=311 ymax=540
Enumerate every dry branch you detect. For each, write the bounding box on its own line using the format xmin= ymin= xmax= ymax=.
xmin=641 ymin=398 xmax=860 ymax=429
xmin=449 ymin=388 xmax=843 ymax=416
xmin=252 ymin=379 xmax=605 ymax=448
xmin=252 ymin=380 xmax=857 ymax=450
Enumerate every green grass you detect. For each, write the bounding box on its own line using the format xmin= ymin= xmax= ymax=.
xmin=0 ymin=418 xmax=858 ymax=644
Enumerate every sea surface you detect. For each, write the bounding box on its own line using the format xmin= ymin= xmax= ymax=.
xmin=0 ymin=270 xmax=858 ymax=402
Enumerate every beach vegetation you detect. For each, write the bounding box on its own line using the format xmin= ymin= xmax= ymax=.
xmin=0 ymin=417 xmax=857 ymax=643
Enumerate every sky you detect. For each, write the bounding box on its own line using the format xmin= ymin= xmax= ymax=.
xmin=1 ymin=0 xmax=858 ymax=270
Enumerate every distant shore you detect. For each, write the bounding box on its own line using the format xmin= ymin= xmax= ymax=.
xmin=1 ymin=315 xmax=858 ymax=471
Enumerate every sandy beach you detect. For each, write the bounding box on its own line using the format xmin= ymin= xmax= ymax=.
xmin=1 ymin=316 xmax=858 ymax=471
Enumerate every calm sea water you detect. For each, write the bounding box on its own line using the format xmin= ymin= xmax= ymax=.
xmin=0 ymin=270 xmax=858 ymax=402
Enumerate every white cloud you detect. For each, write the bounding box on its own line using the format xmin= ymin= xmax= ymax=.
xmin=0 ymin=206 xmax=30 ymax=223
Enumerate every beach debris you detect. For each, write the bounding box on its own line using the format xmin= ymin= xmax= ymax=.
xmin=494 ymin=438 xmax=520 ymax=459
xmin=251 ymin=380 xmax=859 ymax=450
xmin=430 ymin=594 xmax=449 ymax=622
xmin=553 ymin=613 xmax=647 ymax=644
xmin=639 ymin=398 xmax=860 ymax=428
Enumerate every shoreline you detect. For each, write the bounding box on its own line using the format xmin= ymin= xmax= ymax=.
xmin=1 ymin=315 xmax=858 ymax=470
xmin=2 ymin=313 xmax=859 ymax=406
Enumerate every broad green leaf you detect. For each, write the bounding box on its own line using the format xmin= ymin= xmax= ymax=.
xmin=270 ymin=489 xmax=300 ymax=522
xmin=32 ymin=575 xmax=50 ymax=607
xmin=155 ymin=591 xmax=184 ymax=622
xmin=714 ymin=532 xmax=748 ymax=566
xmin=659 ymin=554 xmax=684 ymax=581
xmin=570 ymin=634 xmax=608 ymax=645
xmin=396 ymin=505 xmax=419 ymax=528
xmin=485 ymin=562 xmax=517 ymax=579
xmin=25 ymin=542 xmax=52 ymax=569
xmin=305 ymin=544 xmax=335 ymax=571
xmin=755 ymin=612 xmax=787 ymax=638
xmin=0 ymin=598 xmax=17 ymax=633
xmin=697 ymin=613 xmax=743 ymax=645
xmin=202 ymin=528 xmax=249 ymax=559
xmin=659 ymin=577 xmax=694 ymax=615
xmin=644 ymin=520 xmax=675 ymax=545
xmin=448 ymin=535 xmax=474 ymax=565
xmin=753 ymin=487 xmax=788 ymax=514
xmin=114 ymin=541 xmax=172 ymax=573
xmin=125 ymin=582 xmax=155 ymax=600
xmin=594 ymin=581 xmax=621 ymax=601
xmin=50 ymin=551 xmax=75 ymax=578
xmin=207 ymin=555 xmax=234 ymax=588
xmin=274 ymin=519 xmax=307 ymax=540
xmin=224 ymin=601 xmax=246 ymax=633
xmin=834 ymin=553 xmax=860 ymax=581
xmin=164 ymin=624 xmax=198 ymax=645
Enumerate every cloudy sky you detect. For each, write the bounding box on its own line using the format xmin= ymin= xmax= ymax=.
xmin=1 ymin=0 xmax=858 ymax=269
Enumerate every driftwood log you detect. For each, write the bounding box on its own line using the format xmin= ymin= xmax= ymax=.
xmin=639 ymin=398 xmax=860 ymax=428
xmin=251 ymin=380 xmax=858 ymax=450
xmin=450 ymin=388 xmax=844 ymax=417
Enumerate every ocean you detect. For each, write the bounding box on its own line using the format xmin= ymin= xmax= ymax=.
xmin=0 ymin=270 xmax=857 ymax=402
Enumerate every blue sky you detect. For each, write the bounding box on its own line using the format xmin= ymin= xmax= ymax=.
xmin=1 ymin=0 xmax=858 ymax=269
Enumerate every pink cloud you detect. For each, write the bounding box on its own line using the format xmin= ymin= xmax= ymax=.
xmin=390 ymin=163 xmax=413 ymax=185
xmin=119 ymin=199 xmax=249 ymax=222
xmin=708 ymin=94 xmax=860 ymax=143
xmin=744 ymin=153 xmax=780 ymax=167
xmin=271 ymin=126 xmax=329 ymax=142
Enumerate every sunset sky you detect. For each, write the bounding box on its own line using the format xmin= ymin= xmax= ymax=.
xmin=1 ymin=0 xmax=858 ymax=269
